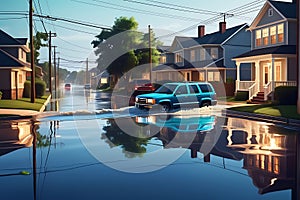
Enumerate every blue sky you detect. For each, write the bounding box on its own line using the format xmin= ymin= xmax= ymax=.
xmin=0 ymin=0 xmax=291 ymax=71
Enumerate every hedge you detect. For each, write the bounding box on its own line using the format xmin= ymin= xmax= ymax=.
xmin=235 ymin=91 xmax=249 ymax=101
xmin=274 ymin=86 xmax=297 ymax=105
xmin=23 ymin=80 xmax=46 ymax=98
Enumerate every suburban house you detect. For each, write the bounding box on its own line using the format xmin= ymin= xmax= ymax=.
xmin=233 ymin=0 xmax=297 ymax=102
xmin=153 ymin=22 xmax=251 ymax=96
xmin=0 ymin=29 xmax=31 ymax=100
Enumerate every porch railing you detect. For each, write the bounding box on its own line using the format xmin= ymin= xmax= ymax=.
xmin=264 ymin=82 xmax=272 ymax=100
xmin=264 ymin=81 xmax=297 ymax=100
xmin=237 ymin=81 xmax=256 ymax=90
xmin=249 ymin=83 xmax=259 ymax=100
xmin=274 ymin=81 xmax=297 ymax=87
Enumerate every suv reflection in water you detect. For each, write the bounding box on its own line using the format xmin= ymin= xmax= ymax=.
xmin=135 ymin=115 xmax=215 ymax=133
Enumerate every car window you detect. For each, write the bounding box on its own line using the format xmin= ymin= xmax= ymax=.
xmin=175 ymin=85 xmax=188 ymax=95
xmin=155 ymin=84 xmax=177 ymax=94
xmin=189 ymin=85 xmax=199 ymax=94
xmin=199 ymin=84 xmax=213 ymax=93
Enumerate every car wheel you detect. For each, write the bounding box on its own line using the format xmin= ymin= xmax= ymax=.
xmin=160 ymin=103 xmax=170 ymax=112
xmin=201 ymin=101 xmax=211 ymax=107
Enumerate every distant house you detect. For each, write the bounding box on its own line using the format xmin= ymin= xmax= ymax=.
xmin=153 ymin=23 xmax=251 ymax=88
xmin=0 ymin=30 xmax=31 ymax=99
xmin=233 ymin=0 xmax=297 ymax=102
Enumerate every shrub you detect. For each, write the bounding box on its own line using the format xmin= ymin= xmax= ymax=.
xmin=274 ymin=86 xmax=297 ymax=105
xmin=23 ymin=81 xmax=31 ymax=98
xmin=234 ymin=91 xmax=248 ymax=101
xmin=0 ymin=91 xmax=2 ymax=99
xmin=23 ymin=80 xmax=46 ymax=98
xmin=35 ymin=79 xmax=46 ymax=97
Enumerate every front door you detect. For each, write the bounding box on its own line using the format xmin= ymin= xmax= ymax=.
xmin=263 ymin=64 xmax=269 ymax=85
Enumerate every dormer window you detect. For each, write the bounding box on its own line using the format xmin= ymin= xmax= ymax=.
xmin=268 ymin=8 xmax=273 ymax=17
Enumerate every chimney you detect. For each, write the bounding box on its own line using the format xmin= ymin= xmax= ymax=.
xmin=219 ymin=22 xmax=226 ymax=34
xmin=198 ymin=25 xmax=205 ymax=38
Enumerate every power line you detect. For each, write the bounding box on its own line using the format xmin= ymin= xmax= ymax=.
xmin=33 ymin=13 xmax=112 ymax=30
xmin=72 ymin=0 xmax=202 ymax=22
xmin=56 ymin=36 xmax=92 ymax=51
xmin=156 ymin=0 xmax=265 ymax=39
xmin=33 ymin=0 xmax=47 ymax=33
xmin=43 ymin=21 xmax=98 ymax=35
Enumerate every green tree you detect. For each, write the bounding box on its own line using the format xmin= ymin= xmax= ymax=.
xmin=91 ymin=16 xmax=140 ymax=79
xmin=28 ymin=32 xmax=48 ymax=64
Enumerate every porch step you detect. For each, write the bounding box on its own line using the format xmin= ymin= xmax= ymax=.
xmin=250 ymin=92 xmax=266 ymax=104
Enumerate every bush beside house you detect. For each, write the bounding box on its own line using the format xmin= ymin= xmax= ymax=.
xmin=23 ymin=80 xmax=46 ymax=98
xmin=274 ymin=86 xmax=297 ymax=105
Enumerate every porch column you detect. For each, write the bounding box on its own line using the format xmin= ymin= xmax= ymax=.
xmin=271 ymin=58 xmax=275 ymax=101
xmin=255 ymin=61 xmax=260 ymax=89
xmin=236 ymin=62 xmax=240 ymax=92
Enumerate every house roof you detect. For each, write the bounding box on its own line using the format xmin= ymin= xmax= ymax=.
xmin=175 ymin=23 xmax=248 ymax=49
xmin=269 ymin=0 xmax=297 ymax=19
xmin=233 ymin=45 xmax=296 ymax=59
xmin=0 ymin=29 xmax=24 ymax=46
xmin=15 ymin=38 xmax=28 ymax=45
xmin=154 ymin=59 xmax=224 ymax=71
xmin=0 ymin=48 xmax=30 ymax=68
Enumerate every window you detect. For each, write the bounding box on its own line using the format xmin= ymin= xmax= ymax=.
xmin=270 ymin=26 xmax=277 ymax=44
xmin=211 ymin=48 xmax=218 ymax=59
xmin=256 ymin=30 xmax=262 ymax=47
xmin=175 ymin=85 xmax=188 ymax=95
xmin=199 ymin=84 xmax=213 ymax=93
xmin=189 ymin=85 xmax=199 ymax=94
xmin=175 ymin=52 xmax=183 ymax=63
xmin=19 ymin=74 xmax=23 ymax=84
xmin=268 ymin=8 xmax=273 ymax=17
xmin=277 ymin=23 xmax=284 ymax=43
xmin=275 ymin=62 xmax=281 ymax=81
xmin=208 ymin=71 xmax=220 ymax=81
xmin=200 ymin=49 xmax=206 ymax=61
xmin=190 ymin=50 xmax=196 ymax=62
xmin=199 ymin=72 xmax=205 ymax=81
xmin=160 ymin=55 xmax=166 ymax=63
xmin=263 ymin=28 xmax=269 ymax=45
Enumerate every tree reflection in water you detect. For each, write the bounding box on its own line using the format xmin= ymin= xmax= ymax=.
xmin=102 ymin=118 xmax=151 ymax=158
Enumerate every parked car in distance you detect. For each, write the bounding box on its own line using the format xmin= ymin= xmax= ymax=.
xmin=84 ymin=84 xmax=91 ymax=89
xmin=64 ymin=83 xmax=71 ymax=90
xmin=135 ymin=82 xmax=217 ymax=112
xmin=128 ymin=79 xmax=150 ymax=92
xmin=135 ymin=83 xmax=156 ymax=92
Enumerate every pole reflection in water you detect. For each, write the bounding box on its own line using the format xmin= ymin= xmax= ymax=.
xmin=31 ymin=120 xmax=37 ymax=200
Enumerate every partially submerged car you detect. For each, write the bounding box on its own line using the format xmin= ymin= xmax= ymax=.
xmin=135 ymin=82 xmax=217 ymax=112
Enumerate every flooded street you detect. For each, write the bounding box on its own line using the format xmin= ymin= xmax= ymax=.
xmin=0 ymin=86 xmax=299 ymax=200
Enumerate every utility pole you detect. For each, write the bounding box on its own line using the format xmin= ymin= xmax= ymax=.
xmin=29 ymin=0 xmax=35 ymax=103
xmin=53 ymin=46 xmax=57 ymax=99
xmin=86 ymin=58 xmax=89 ymax=84
xmin=48 ymin=31 xmax=56 ymax=96
xmin=57 ymin=56 xmax=60 ymax=92
xmin=148 ymin=25 xmax=152 ymax=82
xmin=297 ymin=0 xmax=300 ymax=114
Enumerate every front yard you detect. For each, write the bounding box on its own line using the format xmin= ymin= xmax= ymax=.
xmin=0 ymin=95 xmax=50 ymax=111
xmin=228 ymin=104 xmax=300 ymax=120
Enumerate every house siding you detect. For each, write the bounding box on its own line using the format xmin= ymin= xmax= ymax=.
xmin=287 ymin=57 xmax=297 ymax=81
xmin=223 ymin=26 xmax=251 ymax=80
xmin=0 ymin=69 xmax=12 ymax=99
xmin=257 ymin=6 xmax=284 ymax=27
xmin=288 ymin=21 xmax=297 ymax=45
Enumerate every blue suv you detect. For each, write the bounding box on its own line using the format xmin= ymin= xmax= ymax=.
xmin=135 ymin=82 xmax=217 ymax=112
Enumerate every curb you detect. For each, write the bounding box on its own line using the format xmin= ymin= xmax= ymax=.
xmin=39 ymin=94 xmax=52 ymax=112
xmin=223 ymin=109 xmax=300 ymax=127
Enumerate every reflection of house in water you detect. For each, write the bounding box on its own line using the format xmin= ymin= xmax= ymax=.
xmin=225 ymin=118 xmax=296 ymax=195
xmin=0 ymin=120 xmax=33 ymax=156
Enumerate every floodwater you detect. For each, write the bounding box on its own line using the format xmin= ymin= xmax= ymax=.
xmin=0 ymin=86 xmax=299 ymax=200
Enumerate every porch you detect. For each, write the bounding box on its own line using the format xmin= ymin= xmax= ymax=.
xmin=233 ymin=46 xmax=297 ymax=101
xmin=236 ymin=80 xmax=296 ymax=101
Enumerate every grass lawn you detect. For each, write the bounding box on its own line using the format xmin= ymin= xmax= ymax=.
xmin=0 ymin=95 xmax=50 ymax=111
xmin=229 ymin=104 xmax=300 ymax=120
